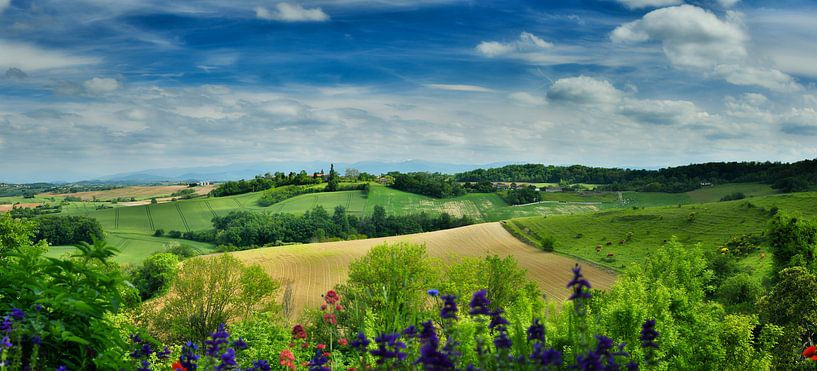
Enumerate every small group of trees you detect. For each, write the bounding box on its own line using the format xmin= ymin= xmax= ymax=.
xmin=208 ymin=205 xmax=472 ymax=248
xmin=389 ymin=172 xmax=466 ymax=198
xmin=502 ymin=185 xmax=542 ymax=205
xmin=210 ymin=170 xmax=321 ymax=197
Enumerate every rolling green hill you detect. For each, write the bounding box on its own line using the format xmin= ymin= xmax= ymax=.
xmin=504 ymin=191 xmax=817 ymax=278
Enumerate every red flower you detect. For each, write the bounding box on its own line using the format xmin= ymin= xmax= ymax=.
xmin=317 ymin=343 xmax=327 ymax=350
xmin=301 ymin=342 xmax=310 ymax=349
xmin=172 ymin=361 xmax=187 ymax=371
xmin=292 ymin=324 xmax=307 ymax=339
xmin=323 ymin=313 xmax=337 ymax=325
xmin=323 ymin=352 xmax=331 ymax=357
xmin=335 ymin=304 xmax=345 ymax=311
xmin=338 ymin=338 xmax=348 ymax=346
xmin=280 ymin=349 xmax=296 ymax=370
xmin=804 ymin=345 xmax=817 ymax=360
xmin=324 ymin=290 xmax=340 ymax=305
xmin=320 ymin=304 xmax=327 ymax=311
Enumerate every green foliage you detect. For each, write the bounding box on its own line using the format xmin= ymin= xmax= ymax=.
xmin=716 ymin=273 xmax=763 ymax=314
xmin=758 ymin=266 xmax=817 ymax=368
xmin=153 ymin=228 xmax=165 ymax=237
xmin=211 ymin=170 xmax=321 ymax=197
xmin=0 ymin=214 xmax=130 ymax=369
xmin=147 ymin=254 xmax=280 ymax=343
xmin=588 ymin=239 xmax=766 ymax=369
xmin=256 ymin=185 xmax=321 ymax=207
xmin=338 ymin=242 xmax=441 ymax=334
xmin=129 ymin=252 xmax=179 ymax=300
xmin=767 ymin=213 xmax=817 ymax=274
xmin=229 ymin=312 xmax=292 ymax=364
xmin=720 ymin=234 xmax=762 ymax=257
xmin=541 ymin=236 xmax=556 ymax=252
xmin=441 ymin=255 xmax=541 ymax=312
xmin=389 ymin=172 xmax=466 ymax=198
xmin=33 ymin=215 xmax=104 ymax=245
xmin=720 ymin=192 xmax=746 ymax=201
xmin=502 ymin=185 xmax=542 ymax=205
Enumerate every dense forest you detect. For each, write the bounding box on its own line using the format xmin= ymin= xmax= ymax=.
xmin=455 ymin=159 xmax=817 ymax=193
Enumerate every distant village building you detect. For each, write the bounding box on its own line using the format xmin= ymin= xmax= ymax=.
xmin=545 ymin=187 xmax=563 ymax=193
xmin=700 ymin=181 xmax=713 ymax=186
xmin=194 ymin=181 xmax=211 ymax=186
xmin=377 ymin=177 xmax=392 ymax=185
xmin=494 ymin=182 xmax=511 ymax=190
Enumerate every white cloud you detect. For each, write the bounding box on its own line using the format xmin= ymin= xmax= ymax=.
xmin=546 ymin=76 xmax=622 ymax=105
xmin=718 ymin=0 xmax=740 ymax=8
xmin=619 ymin=98 xmax=700 ymax=125
xmin=508 ymin=92 xmax=545 ymax=106
xmin=0 ymin=0 xmax=9 ymax=14
xmin=616 ymin=0 xmax=683 ymax=9
xmin=0 ymin=40 xmax=98 ymax=71
xmin=425 ymin=84 xmax=494 ymax=93
xmin=611 ymin=5 xmax=746 ymax=69
xmin=713 ymin=65 xmax=802 ymax=93
xmin=476 ymin=32 xmax=553 ymax=58
xmin=611 ymin=5 xmax=801 ymax=92
xmin=84 ymin=77 xmax=121 ymax=94
xmin=781 ymin=108 xmax=817 ymax=136
xmin=256 ymin=3 xmax=329 ymax=22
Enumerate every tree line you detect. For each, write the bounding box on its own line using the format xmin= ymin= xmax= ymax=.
xmin=455 ymin=159 xmax=817 ymax=193
xmin=388 ymin=172 xmax=466 ymax=198
xmin=196 ymin=205 xmax=473 ymax=248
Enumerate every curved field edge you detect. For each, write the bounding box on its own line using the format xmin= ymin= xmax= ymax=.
xmin=227 ymin=222 xmax=616 ymax=318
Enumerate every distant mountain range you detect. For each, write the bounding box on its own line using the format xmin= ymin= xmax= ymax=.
xmin=93 ymin=160 xmax=514 ymax=184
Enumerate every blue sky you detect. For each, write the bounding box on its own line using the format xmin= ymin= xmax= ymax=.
xmin=1 ymin=0 xmax=816 ymax=182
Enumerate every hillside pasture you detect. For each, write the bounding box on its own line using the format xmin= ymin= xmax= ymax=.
xmin=46 ymin=232 xmax=217 ymax=266
xmin=503 ymin=192 xmax=817 ymax=276
xmin=229 ymin=222 xmax=617 ymax=317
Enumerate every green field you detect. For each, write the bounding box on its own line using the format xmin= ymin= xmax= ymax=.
xmin=45 ymin=232 xmax=218 ymax=266
xmin=37 ymin=182 xmax=793 ymax=266
xmin=504 ymin=191 xmax=817 ymax=277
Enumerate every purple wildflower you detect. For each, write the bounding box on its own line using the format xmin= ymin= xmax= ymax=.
xmin=216 ymin=348 xmax=237 ymax=371
xmin=440 ymin=294 xmax=458 ymax=320
xmin=34 ymin=304 xmax=42 ymax=312
xmin=9 ymin=308 xmax=24 ymax=321
xmin=180 ymin=341 xmax=201 ymax=371
xmin=350 ymin=332 xmax=370 ymax=352
xmin=232 ymin=337 xmax=248 ymax=350
xmin=488 ymin=309 xmax=509 ymax=331
xmin=1 ymin=336 xmax=11 ymax=348
xmin=31 ymin=335 xmax=41 ymax=346
xmin=370 ymin=333 xmax=407 ymax=365
xmin=527 ymin=318 xmax=545 ymax=342
xmin=468 ymin=289 xmax=491 ymax=316
xmin=157 ymin=346 xmax=171 ymax=359
xmin=308 ymin=348 xmax=330 ymax=371
xmin=247 ymin=360 xmax=271 ymax=371
xmin=137 ymin=360 xmax=152 ymax=371
xmin=141 ymin=343 xmax=154 ymax=357
xmin=205 ymin=323 xmax=230 ymax=357
xmin=129 ymin=334 xmax=143 ymax=344
xmin=640 ymin=319 xmax=659 ymax=349
xmin=415 ymin=323 xmax=453 ymax=370
xmin=493 ymin=329 xmax=513 ymax=349
xmin=427 ymin=289 xmax=440 ymax=297
xmin=567 ymin=264 xmax=592 ymax=301
xmin=531 ymin=343 xmax=563 ymax=367
xmin=57 ymin=366 xmax=69 ymax=371
xmin=1 ymin=318 xmax=11 ymax=334
xmin=402 ymin=325 xmax=418 ymax=339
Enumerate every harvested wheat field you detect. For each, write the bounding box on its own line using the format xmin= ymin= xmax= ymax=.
xmin=41 ymin=185 xmax=215 ymax=201
xmin=229 ymin=222 xmax=616 ymax=317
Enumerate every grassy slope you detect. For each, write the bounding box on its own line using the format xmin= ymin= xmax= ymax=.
xmin=505 ymin=191 xmax=817 ymax=277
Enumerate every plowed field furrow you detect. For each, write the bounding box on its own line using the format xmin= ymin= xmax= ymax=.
xmin=229 ymin=222 xmax=616 ymax=318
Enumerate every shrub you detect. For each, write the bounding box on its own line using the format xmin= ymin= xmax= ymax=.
xmin=146 ymin=254 xmax=280 ymax=343
xmin=720 ymin=192 xmax=746 ymax=201
xmin=129 ymin=252 xmax=180 ymax=300
xmin=717 ymin=273 xmax=762 ymax=313
xmin=541 ymin=236 xmax=556 ymax=251
xmin=153 ymin=228 xmax=165 ymax=237
xmin=337 ymin=242 xmax=441 ymax=334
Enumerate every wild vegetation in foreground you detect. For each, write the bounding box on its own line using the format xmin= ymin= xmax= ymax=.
xmin=2 ymin=205 xmax=817 ymax=369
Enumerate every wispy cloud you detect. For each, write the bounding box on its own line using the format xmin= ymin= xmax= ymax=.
xmin=0 ymin=40 xmax=98 ymax=71
xmin=425 ymin=84 xmax=494 ymax=93
xmin=256 ymin=3 xmax=329 ymax=22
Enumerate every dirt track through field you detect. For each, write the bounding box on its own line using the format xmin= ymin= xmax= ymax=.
xmin=229 ymin=222 xmax=617 ymax=317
